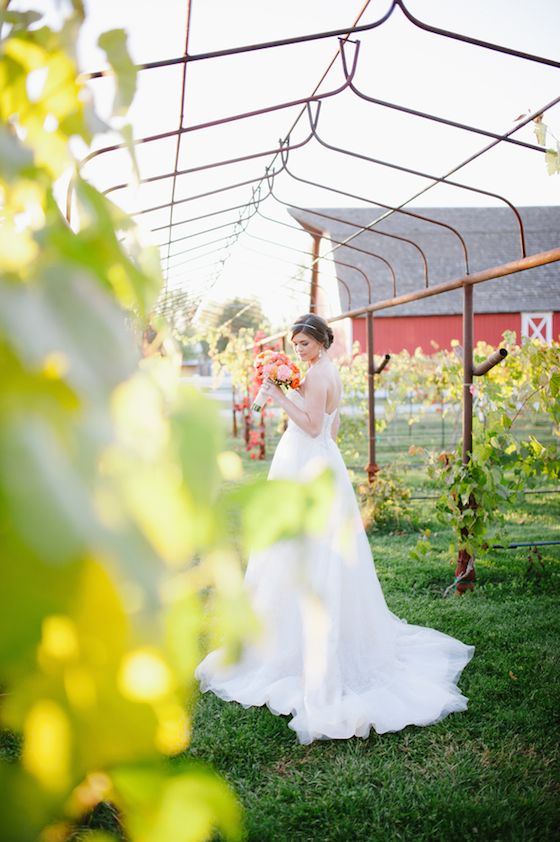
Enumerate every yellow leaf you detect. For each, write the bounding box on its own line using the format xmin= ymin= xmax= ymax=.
xmin=155 ymin=703 xmax=190 ymax=755
xmin=39 ymin=615 xmax=79 ymax=662
xmin=217 ymin=450 xmax=243 ymax=481
xmin=0 ymin=219 xmax=38 ymax=271
xmin=4 ymin=36 xmax=47 ymax=72
xmin=545 ymin=148 xmax=559 ymax=176
xmin=119 ymin=648 xmax=174 ymax=702
xmin=23 ymin=700 xmax=71 ymax=792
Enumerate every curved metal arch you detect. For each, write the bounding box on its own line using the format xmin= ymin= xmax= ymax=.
xmin=81 ymin=0 xmax=560 ymax=82
xmin=163 ymin=240 xmax=237 ymax=272
xmin=240 ymin=241 xmax=353 ymax=311
xmin=304 ymin=101 xmax=527 ymax=256
xmin=150 ymin=174 xmax=397 ymax=298
xmin=81 ymin=3 xmax=396 ymax=79
xmin=337 ymin=40 xmax=545 ymax=156
xmin=244 ymin=228 xmax=372 ymax=306
xmin=102 ymin=129 xmax=314 ymax=198
xmin=275 ymin=165 xmax=454 ymax=284
xmin=395 ymin=0 xmax=560 ymax=70
xmin=161 ymin=234 xmax=239 ymax=268
xmin=252 ymin=201 xmax=396 ymax=299
xmin=150 ymin=199 xmax=251 ymax=234
xmin=277 ymin=130 xmax=472 ymax=275
xmin=158 ymin=202 xmax=260 ymax=256
xmin=75 ymin=40 xmax=360 ymax=175
xmin=73 ymin=2 xmax=560 ymax=314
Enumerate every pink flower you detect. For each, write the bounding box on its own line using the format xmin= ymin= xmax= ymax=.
xmin=276 ymin=364 xmax=292 ymax=382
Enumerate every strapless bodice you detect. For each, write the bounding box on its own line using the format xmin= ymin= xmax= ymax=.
xmin=286 ymin=390 xmax=337 ymax=440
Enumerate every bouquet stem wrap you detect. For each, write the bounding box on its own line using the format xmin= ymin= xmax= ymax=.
xmin=252 ymin=384 xmax=268 ymax=412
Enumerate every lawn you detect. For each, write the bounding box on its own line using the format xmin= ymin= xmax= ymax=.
xmin=191 ymin=542 xmax=559 ymax=841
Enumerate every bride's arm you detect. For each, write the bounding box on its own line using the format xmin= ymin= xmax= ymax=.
xmin=265 ymin=369 xmax=327 ymax=438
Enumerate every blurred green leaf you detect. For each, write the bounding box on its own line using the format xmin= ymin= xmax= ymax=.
xmin=0 ymin=762 xmax=58 ymax=842
xmin=165 ymin=590 xmax=204 ymax=684
xmin=172 ymin=385 xmax=223 ymax=511
xmin=38 ymin=184 xmax=161 ymax=317
xmin=0 ymin=125 xmax=34 ymax=181
xmin=97 ymin=29 xmax=137 ymax=116
xmin=0 ymin=416 xmax=95 ymax=564
xmin=0 ymin=553 xmax=82 ymax=674
xmin=121 ymin=122 xmax=140 ymax=183
xmin=545 ymin=147 xmax=560 ymax=175
xmin=0 ymin=271 xmax=138 ymax=401
xmin=0 ymin=10 xmax=43 ymax=30
xmin=226 ymin=469 xmax=334 ymax=552
xmin=111 ymin=761 xmax=242 ymax=842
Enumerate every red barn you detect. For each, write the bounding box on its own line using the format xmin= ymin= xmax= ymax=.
xmin=289 ymin=206 xmax=560 ymax=356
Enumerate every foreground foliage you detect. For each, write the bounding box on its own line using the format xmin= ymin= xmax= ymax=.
xmin=0 ymin=8 xmax=333 ymax=840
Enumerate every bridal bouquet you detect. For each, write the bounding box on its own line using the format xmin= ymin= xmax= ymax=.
xmin=252 ymin=350 xmax=301 ymax=412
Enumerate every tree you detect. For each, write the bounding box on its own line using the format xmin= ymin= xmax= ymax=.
xmin=197 ymin=297 xmax=270 ymax=353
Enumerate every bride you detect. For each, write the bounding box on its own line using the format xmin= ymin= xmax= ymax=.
xmin=196 ymin=313 xmax=475 ymax=745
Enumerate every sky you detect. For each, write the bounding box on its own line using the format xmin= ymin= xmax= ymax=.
xmin=14 ymin=0 xmax=560 ymax=326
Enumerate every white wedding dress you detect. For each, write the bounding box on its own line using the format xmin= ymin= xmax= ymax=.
xmin=196 ymin=391 xmax=475 ymax=745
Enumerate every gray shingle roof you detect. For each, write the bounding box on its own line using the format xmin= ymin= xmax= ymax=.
xmin=288 ymin=206 xmax=560 ymax=317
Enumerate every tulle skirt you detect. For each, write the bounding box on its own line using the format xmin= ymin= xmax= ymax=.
xmin=196 ymin=412 xmax=474 ymax=744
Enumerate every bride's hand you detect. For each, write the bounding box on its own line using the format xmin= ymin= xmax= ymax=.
xmin=262 ymin=378 xmax=284 ymax=403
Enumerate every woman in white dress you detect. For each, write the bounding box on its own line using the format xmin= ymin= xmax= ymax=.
xmin=196 ymin=314 xmax=475 ymax=745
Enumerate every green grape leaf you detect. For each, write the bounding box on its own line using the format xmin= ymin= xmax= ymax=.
xmin=0 ymin=125 xmax=34 ymax=181
xmin=545 ymin=147 xmax=560 ymax=175
xmin=0 ymin=416 xmax=95 ymax=564
xmin=97 ymin=29 xmax=137 ymax=116
xmin=0 ymin=270 xmax=138 ymax=400
xmin=533 ymin=120 xmax=546 ymax=146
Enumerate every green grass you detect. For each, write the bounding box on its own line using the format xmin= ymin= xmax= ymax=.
xmin=2 ymin=417 xmax=559 ymax=841
xmin=190 ymin=538 xmax=560 ymax=842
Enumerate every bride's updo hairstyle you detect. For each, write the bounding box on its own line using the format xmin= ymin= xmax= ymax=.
xmin=290 ymin=313 xmax=334 ymax=350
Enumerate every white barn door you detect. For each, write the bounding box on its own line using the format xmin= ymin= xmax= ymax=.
xmin=521 ymin=312 xmax=552 ymax=343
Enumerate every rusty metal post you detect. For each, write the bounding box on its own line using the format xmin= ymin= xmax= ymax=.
xmin=462 ymin=283 xmax=474 ymax=465
xmin=366 ymin=312 xmax=379 ymax=483
xmin=375 ymin=354 xmax=390 ymax=375
xmin=456 ymin=283 xmax=476 ymax=593
xmin=309 ymin=231 xmax=321 ymax=312
xmin=473 ymin=347 xmax=508 ymax=376
xmin=232 ymin=384 xmax=238 ymax=437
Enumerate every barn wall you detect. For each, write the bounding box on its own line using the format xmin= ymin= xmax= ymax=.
xmin=554 ymin=312 xmax=560 ymax=341
xmin=350 ymin=313 xmax=523 ymax=354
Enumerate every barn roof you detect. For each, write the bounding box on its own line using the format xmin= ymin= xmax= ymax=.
xmin=288 ymin=206 xmax=560 ymax=317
